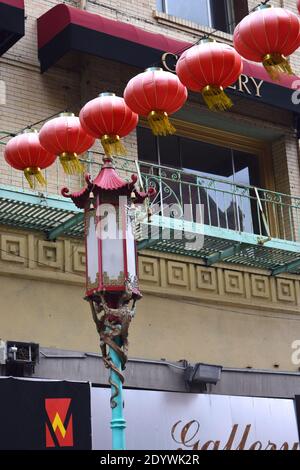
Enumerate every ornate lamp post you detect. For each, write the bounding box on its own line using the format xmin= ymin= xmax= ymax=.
xmin=62 ymin=156 xmax=154 ymax=450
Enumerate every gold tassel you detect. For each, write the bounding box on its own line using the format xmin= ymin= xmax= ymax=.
xmin=263 ymin=54 xmax=294 ymax=81
xmin=202 ymin=85 xmax=233 ymax=111
xmin=59 ymin=152 xmax=84 ymax=175
xmin=147 ymin=111 xmax=176 ymax=136
xmin=24 ymin=167 xmax=46 ymax=189
xmin=101 ymin=134 xmax=126 ymax=156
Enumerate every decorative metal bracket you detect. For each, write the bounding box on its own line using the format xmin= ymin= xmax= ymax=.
xmin=88 ymin=280 xmax=138 ymax=408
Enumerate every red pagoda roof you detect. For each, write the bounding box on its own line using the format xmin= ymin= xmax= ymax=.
xmin=62 ymin=158 xmax=155 ymax=209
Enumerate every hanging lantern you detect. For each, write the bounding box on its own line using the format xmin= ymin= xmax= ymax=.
xmin=234 ymin=5 xmax=300 ymax=80
xmin=39 ymin=113 xmax=95 ymax=175
xmin=4 ymin=130 xmax=56 ymax=188
xmin=124 ymin=67 xmax=187 ymax=136
xmin=79 ymin=93 xmax=138 ymax=157
xmin=176 ymin=39 xmax=243 ymax=111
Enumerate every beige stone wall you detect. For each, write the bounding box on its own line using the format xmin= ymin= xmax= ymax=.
xmin=0 ymin=226 xmax=299 ymax=370
xmin=1 ymin=276 xmax=300 ymax=371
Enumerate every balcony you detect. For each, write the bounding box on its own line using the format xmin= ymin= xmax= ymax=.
xmin=0 ymin=152 xmax=299 ymax=275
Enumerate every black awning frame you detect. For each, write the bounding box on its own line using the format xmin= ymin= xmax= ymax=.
xmin=0 ymin=1 xmax=25 ymax=56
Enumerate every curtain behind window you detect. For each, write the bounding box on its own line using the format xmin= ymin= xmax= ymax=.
xmin=232 ymin=0 xmax=248 ymax=26
xmin=210 ymin=0 xmax=229 ymax=33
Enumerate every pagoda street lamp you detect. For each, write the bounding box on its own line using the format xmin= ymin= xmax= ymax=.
xmin=62 ymin=156 xmax=155 ymax=450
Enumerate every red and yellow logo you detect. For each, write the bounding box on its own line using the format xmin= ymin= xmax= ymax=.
xmin=45 ymin=398 xmax=74 ymax=448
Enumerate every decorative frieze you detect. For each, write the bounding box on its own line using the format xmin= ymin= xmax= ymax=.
xmin=250 ymin=275 xmax=271 ymax=299
xmin=196 ymin=267 xmax=217 ymax=292
xmin=276 ymin=279 xmax=297 ymax=303
xmin=223 ymin=271 xmax=245 ymax=296
xmin=138 ymin=252 xmax=300 ymax=313
xmin=72 ymin=246 xmax=86 ymax=273
xmin=0 ymin=228 xmax=299 ymax=313
xmin=1 ymin=234 xmax=26 ymax=263
xmin=38 ymin=240 xmax=63 ymax=269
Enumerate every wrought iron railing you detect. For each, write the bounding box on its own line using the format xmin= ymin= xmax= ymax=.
xmin=111 ymin=156 xmax=300 ymax=244
xmin=1 ymin=150 xmax=300 ymax=243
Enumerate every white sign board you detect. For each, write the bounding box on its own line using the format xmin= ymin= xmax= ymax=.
xmin=91 ymin=388 xmax=299 ymax=450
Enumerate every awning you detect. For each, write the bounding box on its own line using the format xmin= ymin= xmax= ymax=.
xmin=37 ymin=4 xmax=300 ymax=115
xmin=0 ymin=0 xmax=25 ymax=56
xmin=0 ymin=184 xmax=299 ymax=275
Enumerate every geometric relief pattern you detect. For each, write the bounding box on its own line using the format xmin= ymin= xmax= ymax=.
xmin=38 ymin=240 xmax=63 ymax=269
xmin=0 ymin=229 xmax=299 ymax=312
xmin=276 ymin=279 xmax=296 ymax=303
xmin=138 ymin=254 xmax=299 ymax=311
xmin=72 ymin=245 xmax=86 ymax=273
xmin=251 ymin=275 xmax=271 ymax=299
xmin=224 ymin=270 xmax=245 ymax=295
xmin=0 ymin=234 xmax=26 ymax=263
xmin=196 ymin=266 xmax=217 ymax=291
xmin=139 ymin=256 xmax=159 ymax=284
xmin=167 ymin=261 xmax=188 ymax=287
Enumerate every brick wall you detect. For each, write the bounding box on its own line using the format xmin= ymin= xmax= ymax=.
xmin=0 ymin=0 xmax=299 ymax=209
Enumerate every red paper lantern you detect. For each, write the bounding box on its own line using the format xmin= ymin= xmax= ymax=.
xmin=124 ymin=67 xmax=187 ymax=136
xmin=39 ymin=113 xmax=95 ymax=175
xmin=234 ymin=5 xmax=300 ymax=80
xmin=79 ymin=93 xmax=138 ymax=157
xmin=4 ymin=130 xmax=56 ymax=188
xmin=176 ymin=40 xmax=243 ymax=111
xmin=298 ymin=0 xmax=300 ymax=14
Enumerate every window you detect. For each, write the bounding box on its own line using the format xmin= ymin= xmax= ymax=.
xmin=156 ymin=0 xmax=249 ymax=34
xmin=137 ymin=126 xmax=263 ymax=235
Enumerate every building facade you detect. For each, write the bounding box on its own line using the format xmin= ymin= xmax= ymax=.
xmin=0 ymin=0 xmax=300 ymax=428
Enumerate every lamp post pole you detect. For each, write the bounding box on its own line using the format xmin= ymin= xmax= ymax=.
xmin=110 ymin=338 xmax=126 ymax=450
xmin=62 ymin=156 xmax=154 ymax=450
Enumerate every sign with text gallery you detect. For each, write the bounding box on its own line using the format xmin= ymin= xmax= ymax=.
xmin=0 ymin=378 xmax=299 ymax=450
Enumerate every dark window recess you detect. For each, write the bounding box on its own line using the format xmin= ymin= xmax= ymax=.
xmin=137 ymin=126 xmax=157 ymax=164
xmin=210 ymin=0 xmax=230 ymax=34
xmin=158 ymin=134 xmax=181 ymax=168
xmin=137 ymin=126 xmax=262 ymax=235
xmin=232 ymin=0 xmax=249 ymax=26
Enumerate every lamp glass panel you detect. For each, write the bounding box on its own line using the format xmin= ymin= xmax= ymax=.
xmin=101 ymin=205 xmax=125 ymax=286
xmin=86 ymin=211 xmax=98 ymax=287
xmin=126 ymin=213 xmax=137 ymax=282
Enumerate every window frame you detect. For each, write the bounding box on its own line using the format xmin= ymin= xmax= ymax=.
xmin=137 ymin=117 xmax=277 ymax=236
xmin=139 ymin=117 xmax=274 ymax=190
xmin=163 ymin=0 xmax=212 ymax=27
xmin=158 ymin=0 xmax=237 ymax=34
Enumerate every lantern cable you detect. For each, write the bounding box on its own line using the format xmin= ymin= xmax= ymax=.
xmin=0 ymin=109 xmax=67 ymax=140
